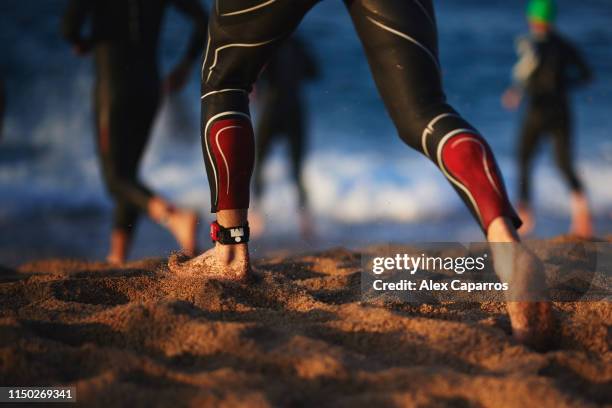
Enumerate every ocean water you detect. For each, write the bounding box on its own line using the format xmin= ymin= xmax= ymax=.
xmin=1 ymin=0 xmax=611 ymax=262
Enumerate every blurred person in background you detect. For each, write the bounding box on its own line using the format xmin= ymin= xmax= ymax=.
xmin=171 ymin=0 xmax=556 ymax=349
xmin=251 ymin=35 xmax=319 ymax=239
xmin=62 ymin=0 xmax=208 ymax=264
xmin=502 ymin=0 xmax=593 ymax=237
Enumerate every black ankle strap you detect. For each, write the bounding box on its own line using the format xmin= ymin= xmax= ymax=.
xmin=210 ymin=221 xmax=249 ymax=244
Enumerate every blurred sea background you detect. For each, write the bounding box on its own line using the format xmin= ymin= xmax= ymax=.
xmin=1 ymin=0 xmax=611 ymax=265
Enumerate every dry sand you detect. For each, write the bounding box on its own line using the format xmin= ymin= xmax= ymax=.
xmin=0 ymin=237 xmax=610 ymax=407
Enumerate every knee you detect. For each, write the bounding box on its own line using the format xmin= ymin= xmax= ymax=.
xmin=102 ymin=166 xmax=132 ymax=199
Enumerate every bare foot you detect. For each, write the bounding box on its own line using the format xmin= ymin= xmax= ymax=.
xmin=167 ymin=210 xmax=199 ymax=256
xmin=487 ymin=218 xmax=555 ymax=350
xmin=106 ymin=253 xmax=124 ymax=265
xmin=168 ymin=243 xmax=251 ymax=282
xmin=489 ymin=240 xmax=556 ymax=351
xmin=506 ymin=301 xmax=555 ymax=351
xmin=517 ymin=202 xmax=535 ymax=236
xmin=570 ymin=192 xmax=593 ymax=238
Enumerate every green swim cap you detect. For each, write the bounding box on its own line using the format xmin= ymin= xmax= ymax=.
xmin=527 ymin=0 xmax=556 ymax=23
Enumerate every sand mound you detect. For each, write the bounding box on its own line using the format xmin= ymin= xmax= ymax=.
xmin=0 ymin=244 xmax=610 ymax=407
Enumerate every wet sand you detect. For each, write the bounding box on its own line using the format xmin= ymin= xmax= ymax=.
xmin=0 ymin=237 xmax=610 ymax=407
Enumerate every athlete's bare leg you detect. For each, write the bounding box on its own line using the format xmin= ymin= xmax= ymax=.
xmin=569 ymin=191 xmax=593 ymax=238
xmin=107 ymin=229 xmax=131 ymax=264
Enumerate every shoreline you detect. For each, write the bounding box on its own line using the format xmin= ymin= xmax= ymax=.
xmin=3 ymin=206 xmax=612 ymax=267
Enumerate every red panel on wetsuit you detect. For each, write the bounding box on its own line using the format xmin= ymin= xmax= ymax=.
xmin=208 ymin=118 xmax=254 ymax=210
xmin=441 ymin=133 xmax=515 ymax=230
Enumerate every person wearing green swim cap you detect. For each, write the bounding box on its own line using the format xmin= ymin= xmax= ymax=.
xmin=502 ymin=0 xmax=594 ymax=238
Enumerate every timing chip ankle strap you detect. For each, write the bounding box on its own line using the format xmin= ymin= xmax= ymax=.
xmin=210 ymin=221 xmax=250 ymax=244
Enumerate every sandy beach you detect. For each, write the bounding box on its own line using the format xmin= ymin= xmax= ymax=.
xmin=1 ymin=237 xmax=610 ymax=407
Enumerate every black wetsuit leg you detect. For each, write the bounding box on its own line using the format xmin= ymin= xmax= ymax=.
xmin=201 ymin=0 xmax=520 ymax=232
xmin=549 ymin=108 xmax=582 ymax=194
xmin=200 ymin=0 xmax=318 ymax=213
xmin=343 ymin=0 xmax=520 ymax=231
xmin=517 ymin=109 xmax=544 ymax=204
xmin=95 ymin=49 xmax=159 ymax=231
xmin=518 ymin=102 xmax=582 ymax=204
xmin=287 ymin=101 xmax=307 ymax=207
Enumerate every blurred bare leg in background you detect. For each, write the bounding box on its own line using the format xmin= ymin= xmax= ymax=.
xmin=61 ymin=0 xmax=207 ymax=263
xmin=570 ymin=192 xmax=592 ymax=238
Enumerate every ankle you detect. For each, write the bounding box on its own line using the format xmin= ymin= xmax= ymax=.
xmin=217 ymin=209 xmax=248 ymax=227
xmin=570 ymin=191 xmax=589 ymax=209
xmin=487 ymin=216 xmax=520 ymax=243
xmin=210 ymin=210 xmax=250 ymax=264
xmin=108 ymin=229 xmax=130 ymax=263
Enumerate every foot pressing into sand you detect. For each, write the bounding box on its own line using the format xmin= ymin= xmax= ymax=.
xmin=488 ymin=217 xmax=555 ymax=350
xmin=169 ymin=242 xmax=251 ymax=281
xmin=168 ymin=209 xmax=251 ymax=281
